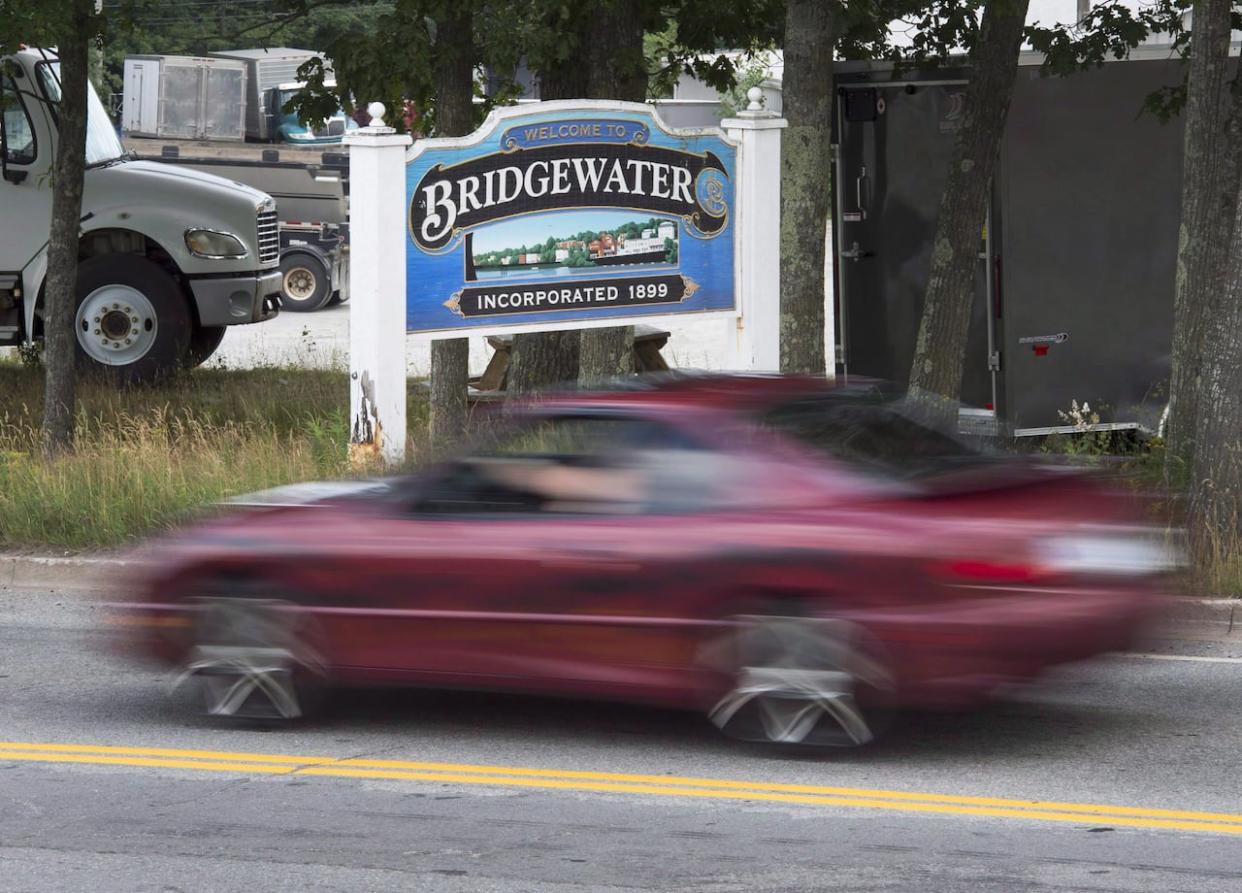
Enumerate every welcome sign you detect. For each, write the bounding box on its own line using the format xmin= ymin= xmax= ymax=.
xmin=405 ymin=101 xmax=738 ymax=334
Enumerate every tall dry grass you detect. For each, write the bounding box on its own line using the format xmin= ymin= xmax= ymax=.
xmin=0 ymin=361 xmax=428 ymax=549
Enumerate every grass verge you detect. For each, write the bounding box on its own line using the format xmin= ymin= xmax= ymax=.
xmin=0 ymin=362 xmax=427 ymax=550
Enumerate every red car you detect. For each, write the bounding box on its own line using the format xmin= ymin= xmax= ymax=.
xmin=115 ymin=374 xmax=1180 ymax=747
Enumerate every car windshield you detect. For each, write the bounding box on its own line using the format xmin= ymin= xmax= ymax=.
xmin=37 ymin=61 xmax=125 ymax=166
xmin=760 ymin=390 xmax=995 ymax=481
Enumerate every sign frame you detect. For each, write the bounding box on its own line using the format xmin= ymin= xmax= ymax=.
xmin=404 ymin=99 xmax=742 ymax=341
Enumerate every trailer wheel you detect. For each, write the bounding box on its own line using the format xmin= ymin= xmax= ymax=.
xmin=186 ymin=324 xmax=227 ymax=368
xmin=279 ymin=253 xmax=331 ymax=312
xmin=74 ymin=254 xmax=191 ymax=383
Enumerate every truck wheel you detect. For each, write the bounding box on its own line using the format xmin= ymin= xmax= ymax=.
xmin=74 ymin=254 xmax=190 ymax=383
xmin=280 ymin=253 xmax=331 ymax=312
xmin=327 ymin=290 xmax=349 ymax=306
xmin=186 ymin=324 xmax=227 ymax=368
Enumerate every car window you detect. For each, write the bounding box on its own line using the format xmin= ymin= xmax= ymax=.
xmin=760 ymin=394 xmax=991 ymax=481
xmin=411 ymin=415 xmax=729 ymax=516
xmin=1 ymin=75 xmax=37 ymax=165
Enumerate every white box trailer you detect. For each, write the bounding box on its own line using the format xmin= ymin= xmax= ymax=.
xmin=209 ymin=47 xmax=334 ymax=142
xmin=122 ymin=55 xmax=247 ymax=141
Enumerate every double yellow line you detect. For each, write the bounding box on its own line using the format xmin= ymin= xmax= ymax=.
xmin=3 ymin=740 xmax=1241 ymax=836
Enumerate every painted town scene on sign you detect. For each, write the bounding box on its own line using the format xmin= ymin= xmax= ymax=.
xmin=468 ymin=212 xmax=679 ymax=279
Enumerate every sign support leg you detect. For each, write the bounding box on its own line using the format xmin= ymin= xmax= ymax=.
xmin=724 ymin=95 xmax=787 ymax=372
xmin=343 ymin=105 xmax=412 ymax=468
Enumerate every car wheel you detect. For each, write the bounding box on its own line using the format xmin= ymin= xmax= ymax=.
xmin=279 ymin=253 xmax=331 ymax=312
xmin=699 ymin=615 xmax=895 ymax=747
xmin=174 ymin=595 xmax=326 ymax=721
xmin=74 ymin=254 xmax=191 ymax=383
xmin=185 ymin=324 xmax=227 ymax=368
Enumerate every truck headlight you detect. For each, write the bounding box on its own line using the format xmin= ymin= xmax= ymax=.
xmin=185 ymin=229 xmax=248 ymax=259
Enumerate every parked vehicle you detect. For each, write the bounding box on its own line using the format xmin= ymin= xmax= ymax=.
xmin=261 ymin=79 xmax=358 ymax=145
xmin=832 ymin=54 xmax=1187 ymax=436
xmin=123 ymin=49 xmax=355 ymax=146
xmin=2 ymin=48 xmax=281 ymax=380
xmin=114 ymin=375 xmax=1177 ymax=745
xmin=124 ymin=139 xmax=350 ymax=311
xmin=121 ymin=54 xmax=248 ymax=141
xmin=207 ymin=48 xmax=355 ymax=144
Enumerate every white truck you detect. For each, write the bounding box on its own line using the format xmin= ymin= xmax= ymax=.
xmin=1 ymin=47 xmax=282 ymax=381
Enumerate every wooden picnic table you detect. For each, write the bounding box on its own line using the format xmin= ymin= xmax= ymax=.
xmin=470 ymin=325 xmax=672 ymax=396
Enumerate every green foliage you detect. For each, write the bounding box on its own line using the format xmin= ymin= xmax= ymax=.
xmin=1024 ymin=1 xmax=1242 ymax=122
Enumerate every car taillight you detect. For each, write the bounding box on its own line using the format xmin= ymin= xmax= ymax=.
xmin=930 ymin=558 xmax=1048 ymax=585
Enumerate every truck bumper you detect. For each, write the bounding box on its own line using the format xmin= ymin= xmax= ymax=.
xmin=188 ymin=268 xmax=283 ymax=327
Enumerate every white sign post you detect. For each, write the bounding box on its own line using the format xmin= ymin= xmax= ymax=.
xmin=343 ymin=103 xmax=412 ymax=467
xmin=722 ymin=87 xmax=786 ymax=372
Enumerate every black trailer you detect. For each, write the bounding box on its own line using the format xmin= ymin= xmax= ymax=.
xmin=832 ymin=53 xmax=1188 ymax=436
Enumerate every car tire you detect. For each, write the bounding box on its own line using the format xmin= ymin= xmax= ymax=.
xmin=74 ymin=254 xmax=191 ymax=383
xmin=279 ymin=253 xmax=331 ymax=312
xmin=698 ymin=614 xmax=895 ymax=748
xmin=185 ymin=324 xmax=227 ymax=368
xmin=176 ymin=594 xmax=327 ymax=722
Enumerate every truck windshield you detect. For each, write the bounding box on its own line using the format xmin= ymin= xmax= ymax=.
xmin=36 ymin=61 xmax=125 ymax=166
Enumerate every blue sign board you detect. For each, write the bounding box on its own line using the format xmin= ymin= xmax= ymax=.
xmin=405 ymin=102 xmax=737 ymax=334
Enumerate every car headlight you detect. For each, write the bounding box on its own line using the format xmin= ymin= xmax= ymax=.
xmin=1036 ymin=528 xmax=1186 ymax=576
xmin=185 ymin=229 xmax=248 ymax=259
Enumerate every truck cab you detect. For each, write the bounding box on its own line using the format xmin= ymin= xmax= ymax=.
xmin=1 ymin=48 xmax=281 ymax=381
xmin=271 ymin=81 xmax=357 ymax=145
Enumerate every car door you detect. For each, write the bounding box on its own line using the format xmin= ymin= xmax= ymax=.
xmin=349 ymin=413 xmax=743 ymax=697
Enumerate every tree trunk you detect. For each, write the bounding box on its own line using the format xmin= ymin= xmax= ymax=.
xmin=1165 ymin=0 xmax=1238 ymax=481
xmin=907 ymin=0 xmax=1029 ymax=422
xmin=428 ymin=5 xmax=474 ymax=443
xmin=509 ymin=330 xmax=581 ymax=395
xmin=41 ymin=0 xmax=94 ymax=454
xmin=508 ymin=13 xmax=594 ymax=395
xmin=1188 ymin=149 xmax=1242 ymax=577
xmin=578 ymin=0 xmax=646 ymax=383
xmin=779 ymin=0 xmax=833 ymax=375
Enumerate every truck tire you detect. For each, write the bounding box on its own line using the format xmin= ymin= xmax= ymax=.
xmin=327 ymin=290 xmax=349 ymax=306
xmin=279 ymin=253 xmax=331 ymax=312
xmin=186 ymin=324 xmax=227 ymax=368
xmin=74 ymin=254 xmax=191 ymax=383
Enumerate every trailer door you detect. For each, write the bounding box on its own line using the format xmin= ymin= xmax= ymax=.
xmin=834 ymin=80 xmax=999 ymax=427
xmin=122 ymin=58 xmax=159 ymax=135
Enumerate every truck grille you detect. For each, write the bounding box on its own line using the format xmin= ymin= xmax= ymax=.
xmin=257 ymin=208 xmax=280 ymax=265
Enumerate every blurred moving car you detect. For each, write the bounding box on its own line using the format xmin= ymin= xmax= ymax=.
xmin=114 ymin=375 xmax=1181 ymax=747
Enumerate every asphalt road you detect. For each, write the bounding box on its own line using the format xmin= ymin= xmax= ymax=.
xmin=2 ymin=586 xmax=1241 ymax=892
